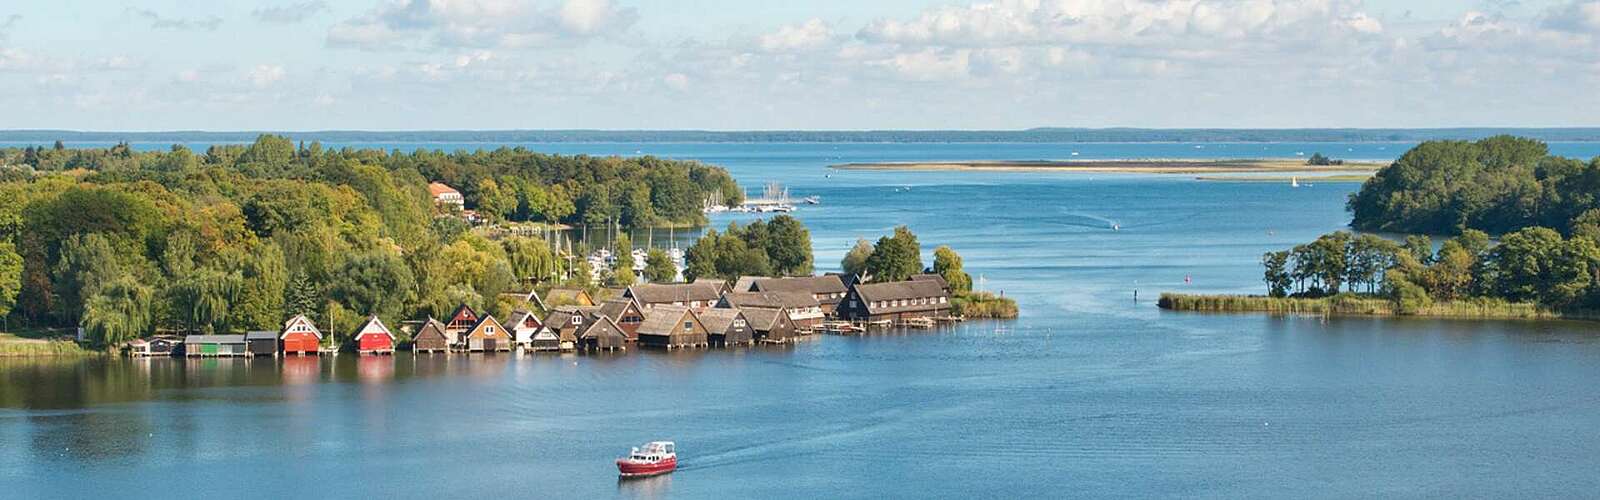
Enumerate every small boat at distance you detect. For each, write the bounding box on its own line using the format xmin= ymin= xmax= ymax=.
xmin=617 ymin=441 xmax=677 ymax=477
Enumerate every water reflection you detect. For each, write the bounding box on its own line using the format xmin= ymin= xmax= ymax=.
xmin=617 ymin=473 xmax=673 ymax=498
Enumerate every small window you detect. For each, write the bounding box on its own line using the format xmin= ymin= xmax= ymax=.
xmin=683 ymin=321 xmax=693 ymax=331
xmin=574 ymin=316 xmax=584 ymax=324
xmin=487 ymin=326 xmax=495 ymax=334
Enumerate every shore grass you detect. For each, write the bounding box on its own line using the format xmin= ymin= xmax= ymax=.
xmin=1156 ymin=293 xmax=1581 ymax=320
xmin=1193 ymin=174 xmax=1373 ymax=183
xmin=953 ymin=291 xmax=1019 ymax=319
xmin=0 ymin=333 xmax=101 ymax=357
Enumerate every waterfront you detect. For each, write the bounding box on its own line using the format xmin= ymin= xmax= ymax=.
xmin=6 ymin=142 xmax=1600 ymax=497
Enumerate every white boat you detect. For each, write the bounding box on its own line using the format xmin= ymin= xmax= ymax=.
xmin=1291 ymin=177 xmax=1300 ymax=188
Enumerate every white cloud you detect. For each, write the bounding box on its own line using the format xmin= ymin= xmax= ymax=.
xmin=1541 ymin=1 xmax=1600 ymax=34
xmin=328 ymin=0 xmax=637 ymax=50
xmin=759 ymin=18 xmax=835 ymax=52
xmin=248 ymin=64 xmax=287 ymax=86
xmin=253 ymin=1 xmax=331 ymax=25
xmin=127 ymin=9 xmax=223 ymax=31
xmin=662 ymin=72 xmax=689 ymax=91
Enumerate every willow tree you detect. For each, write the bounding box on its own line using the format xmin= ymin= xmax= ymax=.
xmin=82 ymin=275 xmax=153 ymax=347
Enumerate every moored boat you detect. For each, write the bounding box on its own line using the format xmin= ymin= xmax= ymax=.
xmin=617 ymin=441 xmax=677 ymax=477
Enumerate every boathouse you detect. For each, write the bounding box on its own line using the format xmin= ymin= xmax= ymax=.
xmin=280 ymin=314 xmax=324 ymax=356
xmin=624 ymin=282 xmax=726 ymax=311
xmin=126 ymin=335 xmax=182 ymax=357
xmin=837 ymin=280 xmax=951 ymax=324
xmin=747 ymin=275 xmax=850 ymax=315
xmin=245 ymin=331 xmax=279 ymax=356
xmin=744 ymin=307 xmax=798 ymax=344
xmin=635 ymin=305 xmax=710 ymax=349
xmin=718 ymin=291 xmax=824 ymax=330
xmin=596 ymin=298 xmax=646 ymax=341
xmin=578 ymin=315 xmax=628 ymax=351
xmin=506 ymin=310 xmax=543 ymax=349
xmin=542 ymin=307 xmax=594 ymax=351
xmin=697 ymin=308 xmax=753 ymax=346
xmin=352 ymin=315 xmax=396 ymax=355
xmin=462 ymin=315 xmax=512 ymax=352
xmin=412 ymin=318 xmax=452 ymax=353
xmin=184 ymin=335 xmax=247 ymax=357
xmin=444 ymin=304 xmax=479 ymax=337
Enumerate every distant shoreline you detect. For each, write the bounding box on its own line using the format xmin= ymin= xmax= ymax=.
xmin=830 ymin=159 xmax=1385 ymax=174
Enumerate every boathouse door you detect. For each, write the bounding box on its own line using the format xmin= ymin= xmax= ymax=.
xmin=483 ymin=339 xmax=497 ymax=352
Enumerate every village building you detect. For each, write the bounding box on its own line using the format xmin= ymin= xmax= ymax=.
xmin=506 ymin=310 xmax=543 ymax=349
xmin=577 ymin=315 xmax=628 ymax=351
xmin=542 ymin=307 xmax=595 ymax=352
xmin=280 ymin=314 xmax=324 ymax=356
xmin=697 ymin=308 xmax=753 ymax=347
xmin=635 ymin=305 xmax=710 ymax=349
xmin=910 ymin=273 xmax=952 ymax=294
xmin=743 ymin=307 xmax=798 ymax=344
xmin=462 ymin=315 xmax=513 ymax=352
xmin=429 ymin=182 xmax=465 ymax=209
xmin=747 ymin=275 xmax=851 ymax=316
xmin=595 ymin=298 xmax=647 ymax=341
xmin=126 ymin=335 xmax=182 ymax=357
xmin=540 ymin=287 xmax=597 ymax=309
xmin=624 ymin=282 xmax=727 ymax=311
xmin=184 ymin=335 xmax=247 ymax=357
xmin=444 ymin=304 xmax=479 ymax=337
xmin=412 ymin=318 xmax=452 ymax=353
xmin=245 ymin=331 xmax=279 ymax=357
xmin=718 ymin=291 xmax=825 ymax=330
xmin=352 ymin=315 xmax=396 ymax=355
xmin=837 ymin=280 xmax=952 ymax=324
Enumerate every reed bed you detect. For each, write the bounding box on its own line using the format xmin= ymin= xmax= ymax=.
xmin=1158 ymin=293 xmax=1575 ymax=320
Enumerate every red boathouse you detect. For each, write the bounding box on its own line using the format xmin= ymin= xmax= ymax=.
xmin=352 ymin=315 xmax=396 ymax=355
xmin=281 ymin=314 xmax=324 ymax=355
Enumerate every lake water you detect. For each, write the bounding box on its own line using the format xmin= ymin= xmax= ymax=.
xmin=6 ymin=142 xmax=1600 ymax=498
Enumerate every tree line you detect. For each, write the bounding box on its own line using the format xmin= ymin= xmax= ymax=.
xmin=0 ymin=136 xmax=743 ymax=347
xmin=1263 ymin=227 xmax=1600 ymax=313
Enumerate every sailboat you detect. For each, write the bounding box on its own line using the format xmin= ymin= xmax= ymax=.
xmin=1290 ymin=177 xmax=1300 ymax=188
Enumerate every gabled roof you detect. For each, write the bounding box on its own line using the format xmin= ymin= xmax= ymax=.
xmin=578 ymin=315 xmax=627 ymax=340
xmin=750 ymin=275 xmax=849 ymax=295
xmin=741 ymin=307 xmax=790 ymax=331
xmin=851 ymin=280 xmax=951 ymax=314
xmin=352 ymin=315 xmax=395 ymax=340
xmin=697 ymin=308 xmax=746 ymax=333
xmin=637 ymin=305 xmax=698 ymax=336
xmin=447 ymin=304 xmax=479 ymax=325
xmin=465 ymin=314 xmax=505 ymax=336
xmin=910 ymin=273 xmax=950 ymax=290
xmin=732 ymin=276 xmax=762 ymax=293
xmin=507 ymin=310 xmax=542 ymax=330
xmin=596 ymin=298 xmax=642 ymax=321
xmin=721 ymin=291 xmax=819 ymax=309
xmin=428 ymin=182 xmax=460 ymax=197
xmin=244 ymin=331 xmax=278 ymax=340
xmin=281 ymin=314 xmax=324 ymax=339
xmin=414 ymin=317 xmax=449 ymax=339
xmin=626 ymin=282 xmax=724 ymax=304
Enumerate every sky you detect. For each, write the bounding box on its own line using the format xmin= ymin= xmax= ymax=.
xmin=0 ymin=0 xmax=1597 ymax=131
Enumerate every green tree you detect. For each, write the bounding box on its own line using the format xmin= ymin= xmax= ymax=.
xmin=504 ymin=237 xmax=560 ymax=285
xmin=330 ymin=249 xmax=416 ymax=322
xmin=643 ymin=248 xmax=676 ymax=283
xmin=81 ymin=274 xmax=153 ymax=347
xmin=476 ymin=177 xmax=516 ymax=222
xmin=762 ymin=215 xmax=814 ymax=276
xmin=607 ymin=232 xmax=637 ymax=287
xmin=51 ymin=233 xmax=123 ymax=324
xmin=1262 ymin=251 xmax=1291 ymax=298
xmin=0 ymin=242 xmax=22 ymax=321
xmin=866 ymin=226 xmax=923 ymax=283
xmin=932 ymin=246 xmax=972 ymax=294
xmin=841 ymin=238 xmax=873 ymax=277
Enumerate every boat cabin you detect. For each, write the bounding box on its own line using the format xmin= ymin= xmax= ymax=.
xmin=412 ymin=318 xmax=451 ymax=353
xmin=697 ymin=308 xmax=753 ymax=346
xmin=444 ymin=304 xmax=479 ymax=336
xmin=462 ymin=314 xmax=512 ymax=352
xmin=184 ymin=335 xmax=248 ymax=357
xmin=837 ymin=280 xmax=951 ymax=323
xmin=635 ymin=305 xmax=709 ymax=349
xmin=506 ymin=310 xmax=543 ymax=348
xmin=595 ymin=298 xmax=646 ymax=341
xmin=744 ymin=307 xmax=798 ymax=344
xmin=578 ymin=315 xmax=628 ymax=351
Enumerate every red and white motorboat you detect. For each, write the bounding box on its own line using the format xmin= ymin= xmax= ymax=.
xmin=616 ymin=441 xmax=677 ymax=477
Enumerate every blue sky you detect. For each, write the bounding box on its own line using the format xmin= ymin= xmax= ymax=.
xmin=0 ymin=0 xmax=1596 ymax=130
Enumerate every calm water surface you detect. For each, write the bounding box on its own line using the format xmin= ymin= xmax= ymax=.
xmin=5 ymin=143 xmax=1600 ymax=498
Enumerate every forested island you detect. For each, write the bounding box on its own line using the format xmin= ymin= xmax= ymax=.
xmin=1164 ymin=136 xmax=1600 ymax=320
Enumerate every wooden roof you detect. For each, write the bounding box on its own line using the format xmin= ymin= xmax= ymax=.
xmin=750 ymin=275 xmax=849 ymax=295
xmin=740 ymin=307 xmax=790 ymax=331
xmin=851 ymin=280 xmax=951 ymax=314
xmin=626 ymin=282 xmax=724 ymax=304
xmin=910 ymin=273 xmax=951 ymax=290
xmin=281 ymin=314 xmax=324 ymax=339
xmin=244 ymin=331 xmax=278 ymax=340
xmin=185 ymin=334 xmax=246 ymax=344
xmin=596 ymin=298 xmax=642 ymax=321
xmin=696 ymin=308 xmax=746 ymax=333
xmin=352 ymin=315 xmax=395 ymax=340
xmin=578 ymin=315 xmax=627 ymax=340
xmin=636 ymin=305 xmax=699 ymax=336
xmin=721 ymin=291 xmax=819 ymax=309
